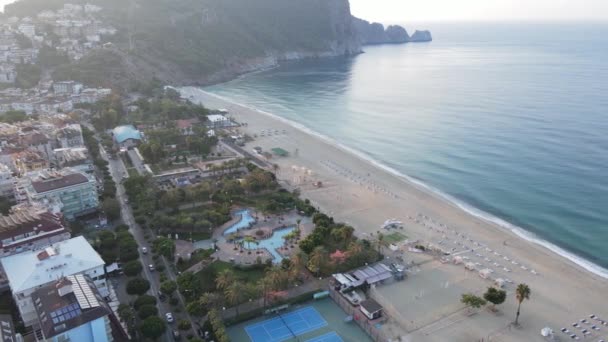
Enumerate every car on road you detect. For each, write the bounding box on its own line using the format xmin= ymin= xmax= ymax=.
xmin=158 ymin=291 xmax=167 ymax=302
xmin=141 ymin=247 xmax=148 ymax=254
xmin=148 ymin=264 xmax=155 ymax=271
xmin=165 ymin=312 xmax=174 ymax=323
xmin=172 ymin=330 xmax=181 ymax=340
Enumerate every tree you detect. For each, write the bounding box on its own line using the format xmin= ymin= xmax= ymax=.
xmin=123 ymin=260 xmax=143 ymax=277
xmin=514 ymin=283 xmax=531 ymax=325
xmin=140 ymin=316 xmax=166 ymax=340
xmin=215 ymin=269 xmax=235 ymax=291
xmin=307 ymin=246 xmax=329 ymax=276
xmin=178 ymin=319 xmax=191 ymax=330
xmin=137 ymin=304 xmax=158 ymax=319
xmin=154 ymin=237 xmax=175 ymax=260
xmin=224 ymin=281 xmax=246 ymax=317
xmin=134 ymin=295 xmax=157 ymax=309
xmin=461 ymin=293 xmax=487 ymax=309
xmin=102 ymin=198 xmax=121 ymax=221
xmin=117 ymin=303 xmax=135 ymax=327
xmin=0 ymin=110 xmax=28 ymax=123
xmin=126 ymin=278 xmax=150 ymax=296
xmin=160 ymin=280 xmax=177 ymax=296
xmin=483 ymin=287 xmax=507 ymax=310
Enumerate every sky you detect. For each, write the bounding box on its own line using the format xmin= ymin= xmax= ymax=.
xmin=349 ymin=0 xmax=608 ymax=23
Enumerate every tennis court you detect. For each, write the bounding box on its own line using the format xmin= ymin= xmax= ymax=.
xmin=245 ymin=306 xmax=328 ymax=342
xmin=305 ymin=332 xmax=344 ymax=342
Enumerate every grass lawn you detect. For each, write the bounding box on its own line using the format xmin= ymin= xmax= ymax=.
xmin=190 ymin=231 xmax=212 ymax=241
xmin=384 ymin=231 xmax=407 ymax=243
xmin=195 ymin=260 xmax=266 ymax=292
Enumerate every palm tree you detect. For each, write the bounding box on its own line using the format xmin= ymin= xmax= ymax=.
xmin=257 ymin=277 xmax=272 ymax=310
xmin=215 ymin=269 xmax=235 ymax=291
xmin=200 ymin=292 xmax=223 ymax=310
xmin=514 ymin=283 xmax=531 ymax=325
xmin=243 ymin=236 xmax=257 ymax=254
xmin=224 ymin=281 xmax=245 ymax=317
xmin=289 ymin=251 xmax=308 ymax=281
xmin=308 ymin=246 xmax=328 ymax=276
xmin=376 ymin=232 xmax=386 ymax=253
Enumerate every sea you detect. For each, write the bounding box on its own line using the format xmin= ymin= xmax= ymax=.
xmin=205 ymin=22 xmax=608 ymax=277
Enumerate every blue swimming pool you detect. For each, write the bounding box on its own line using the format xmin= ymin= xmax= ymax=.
xmin=223 ymin=209 xmax=256 ymax=236
xmin=243 ymin=226 xmax=295 ymax=263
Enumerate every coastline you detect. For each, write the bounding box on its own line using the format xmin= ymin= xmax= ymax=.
xmin=193 ymin=88 xmax=608 ymax=280
xmin=180 ymin=85 xmax=608 ymax=340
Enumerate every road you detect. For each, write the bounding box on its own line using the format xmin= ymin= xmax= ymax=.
xmin=100 ymin=143 xmax=180 ymax=341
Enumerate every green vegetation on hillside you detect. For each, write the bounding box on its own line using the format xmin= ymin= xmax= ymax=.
xmin=7 ymin=0 xmax=347 ymax=87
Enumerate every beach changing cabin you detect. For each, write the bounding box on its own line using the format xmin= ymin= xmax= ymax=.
xmin=359 ymin=299 xmax=383 ymax=320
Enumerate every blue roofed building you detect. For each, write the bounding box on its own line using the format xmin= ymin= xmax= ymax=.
xmin=31 ymin=274 xmax=123 ymax=342
xmin=111 ymin=125 xmax=142 ymax=148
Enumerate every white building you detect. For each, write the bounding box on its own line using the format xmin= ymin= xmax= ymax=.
xmin=55 ymin=124 xmax=84 ymax=148
xmin=206 ymin=114 xmax=231 ymax=129
xmin=0 ymin=236 xmax=106 ymax=326
xmin=0 ymin=64 xmax=16 ymax=83
xmin=52 ymin=81 xmax=83 ymax=95
xmin=17 ymin=23 xmax=36 ymax=38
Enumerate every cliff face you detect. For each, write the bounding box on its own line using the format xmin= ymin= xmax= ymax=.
xmin=353 ymin=17 xmax=432 ymax=44
xmin=8 ymin=0 xmax=429 ymax=89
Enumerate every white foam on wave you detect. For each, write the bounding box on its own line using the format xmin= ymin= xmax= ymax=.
xmin=180 ymin=86 xmax=608 ymax=280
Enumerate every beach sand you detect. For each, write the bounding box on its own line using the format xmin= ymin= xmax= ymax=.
xmin=181 ymin=87 xmax=608 ymax=342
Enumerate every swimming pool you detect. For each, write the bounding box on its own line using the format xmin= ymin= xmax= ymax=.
xmin=243 ymin=226 xmax=295 ymax=263
xmin=223 ymin=209 xmax=256 ymax=236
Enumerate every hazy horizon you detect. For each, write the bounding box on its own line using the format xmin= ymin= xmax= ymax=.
xmin=350 ymin=0 xmax=608 ymax=23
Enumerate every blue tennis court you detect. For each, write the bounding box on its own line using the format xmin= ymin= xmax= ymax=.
xmin=245 ymin=306 xmax=328 ymax=342
xmin=306 ymin=332 xmax=344 ymax=342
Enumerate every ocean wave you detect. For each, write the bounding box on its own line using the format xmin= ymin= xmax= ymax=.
xmin=180 ymin=86 xmax=608 ymax=280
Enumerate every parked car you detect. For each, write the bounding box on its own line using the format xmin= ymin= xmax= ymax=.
xmin=165 ymin=312 xmax=174 ymax=323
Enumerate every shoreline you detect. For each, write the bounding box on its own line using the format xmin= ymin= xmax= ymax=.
xmin=190 ymin=87 xmax=608 ymax=280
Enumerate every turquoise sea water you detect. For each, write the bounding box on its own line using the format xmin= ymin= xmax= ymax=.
xmin=206 ymin=23 xmax=608 ymax=274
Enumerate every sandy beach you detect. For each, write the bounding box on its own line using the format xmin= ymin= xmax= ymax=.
xmin=181 ymin=86 xmax=608 ymax=341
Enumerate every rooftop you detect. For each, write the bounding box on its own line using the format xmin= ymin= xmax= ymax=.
xmin=112 ymin=125 xmax=141 ymax=144
xmin=0 ymin=314 xmax=16 ymax=342
xmin=207 ymin=114 xmax=228 ymax=122
xmin=0 ymin=207 xmax=65 ymax=243
xmin=31 ymin=173 xmax=89 ymax=193
xmin=33 ymin=274 xmax=110 ymax=339
xmin=1 ymin=236 xmax=104 ymax=293
xmin=360 ymin=298 xmax=382 ymax=313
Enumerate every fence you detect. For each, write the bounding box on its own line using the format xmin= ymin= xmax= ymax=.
xmin=328 ymin=288 xmax=391 ymax=342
